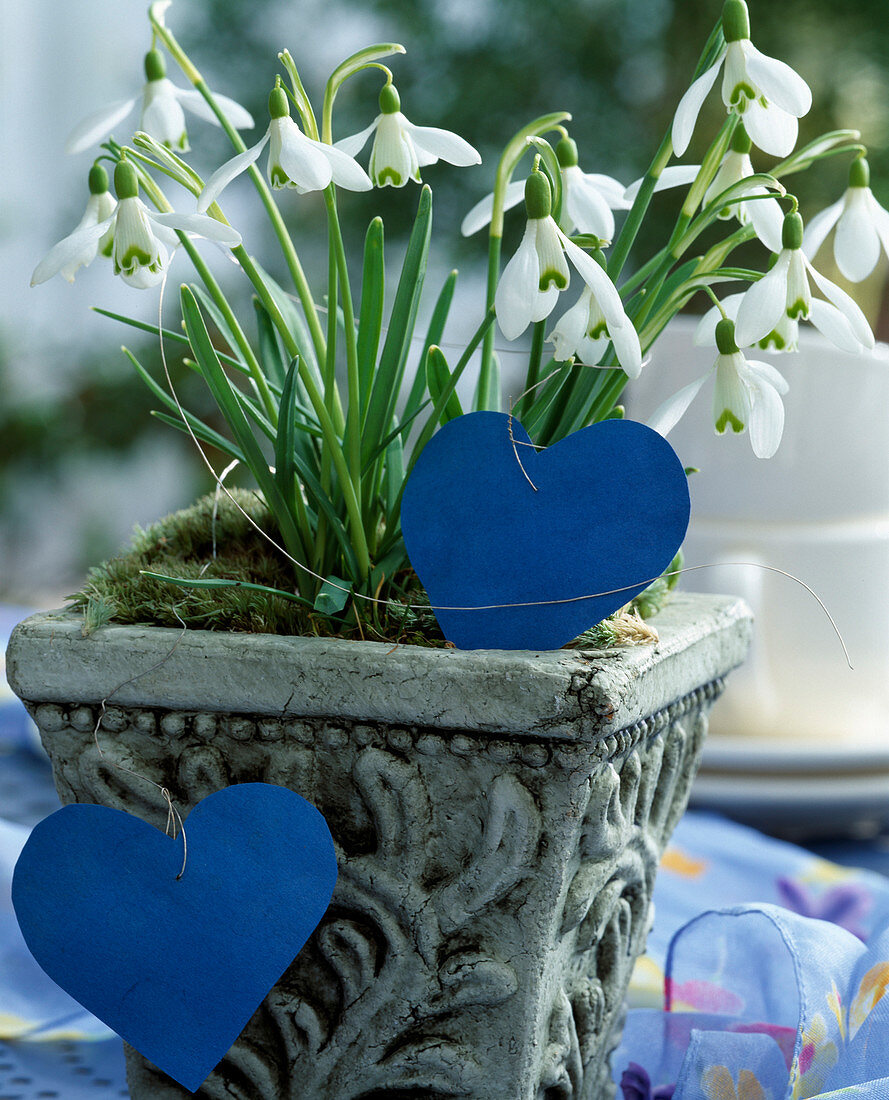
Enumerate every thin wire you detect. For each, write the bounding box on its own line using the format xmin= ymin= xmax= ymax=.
xmin=92 ymin=606 xmax=190 ymax=878
xmin=153 ymin=267 xmax=853 ymax=670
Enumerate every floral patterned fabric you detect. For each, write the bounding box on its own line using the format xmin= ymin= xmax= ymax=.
xmin=616 ymin=813 xmax=889 ymax=1099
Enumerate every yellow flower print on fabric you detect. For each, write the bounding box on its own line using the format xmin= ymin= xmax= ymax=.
xmin=849 ymin=961 xmax=889 ymax=1039
xmin=701 ymin=1064 xmax=767 ymax=1100
xmin=790 ymin=1013 xmax=839 ymax=1099
xmin=661 ymin=847 xmax=710 ymax=878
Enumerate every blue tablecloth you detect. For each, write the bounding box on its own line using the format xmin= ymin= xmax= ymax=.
xmin=4 ymin=606 xmax=889 ymax=1099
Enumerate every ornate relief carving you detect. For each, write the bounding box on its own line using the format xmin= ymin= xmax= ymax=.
xmin=25 ymin=677 xmax=723 ymax=1100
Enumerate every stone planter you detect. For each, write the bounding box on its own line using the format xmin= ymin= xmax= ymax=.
xmin=7 ymin=592 xmax=751 ymax=1100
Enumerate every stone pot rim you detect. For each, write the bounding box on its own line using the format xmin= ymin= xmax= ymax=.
xmin=6 ymin=592 xmax=751 ymax=741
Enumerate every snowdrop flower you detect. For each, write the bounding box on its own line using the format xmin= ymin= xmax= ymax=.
xmin=695 ymin=292 xmax=800 ymax=352
xmin=803 ymin=157 xmax=889 ymax=282
xmin=65 ymin=49 xmax=254 ymax=155
xmin=462 ymin=137 xmax=631 ymax=240
xmin=494 ymin=171 xmax=641 ymax=377
xmin=702 ymin=124 xmax=784 ymax=251
xmin=735 ymin=211 xmax=875 ymax=353
xmin=672 ymin=0 xmax=812 ymax=158
xmin=650 ymin=317 xmax=789 ymax=458
xmin=33 ymin=160 xmax=242 ymax=290
xmin=335 ymin=83 xmax=480 ymax=187
xmin=547 ymin=266 xmax=643 ymax=379
xmin=198 ymin=86 xmax=371 ymax=210
xmin=30 ymin=164 xmax=117 ymax=285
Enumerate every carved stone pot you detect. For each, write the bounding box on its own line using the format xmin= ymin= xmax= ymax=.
xmin=7 ymin=592 xmax=751 ymax=1100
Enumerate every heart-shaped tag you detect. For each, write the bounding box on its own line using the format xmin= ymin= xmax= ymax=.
xmin=12 ymin=783 xmax=337 ymax=1092
xmin=401 ymin=412 xmax=690 ymax=649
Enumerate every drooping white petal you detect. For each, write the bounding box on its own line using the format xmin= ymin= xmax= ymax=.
xmin=807 ymin=298 xmax=870 ymax=354
xmin=548 ymin=292 xmax=590 ymax=362
xmin=563 ymin=166 xmax=615 ymax=239
xmin=305 ymin=138 xmax=372 ymax=192
xmin=175 ymin=88 xmax=254 ymax=130
xmin=745 ymin=357 xmax=789 ymax=395
xmin=333 ymin=118 xmax=380 ymax=158
xmin=743 ymin=99 xmax=798 ymax=158
xmin=744 ymin=361 xmax=786 ymax=458
xmin=198 ymin=131 xmax=269 ymax=212
xmin=149 ymin=211 xmax=242 ymax=247
xmin=745 ymin=192 xmax=785 ymax=253
xmin=648 ymin=373 xmax=710 ymax=438
xmin=369 ymin=114 xmax=416 ymax=186
xmin=271 ymin=117 xmax=332 ymax=192
xmin=713 ymin=351 xmax=752 ymax=433
xmin=609 ymin=315 xmax=644 ymax=379
xmin=622 ymin=164 xmax=702 ymax=204
xmin=834 ymin=189 xmax=882 ymax=282
xmin=805 ymin=258 xmax=875 ymax=348
xmin=869 ymin=194 xmax=889 ymax=260
xmin=141 ymin=78 xmax=188 ymax=150
xmin=65 ymin=97 xmax=138 ymax=155
xmin=535 ymin=217 xmax=570 ymax=290
xmin=740 ymin=41 xmax=812 ymax=116
xmin=693 ymin=293 xmax=743 ymax=346
xmin=803 ymin=197 xmax=844 ymax=260
xmin=112 ymin=197 xmax=167 ymax=288
xmin=557 ymin=231 xmax=625 ymax=325
xmin=403 ymin=120 xmax=481 ymax=167
xmin=495 ymin=222 xmax=557 ymax=340
xmin=30 ymin=216 xmax=116 ymax=285
xmin=460 ymin=179 xmax=525 ymax=236
xmin=580 ymin=173 xmax=632 ymax=209
xmin=671 ymin=59 xmax=723 ymax=157
xmin=734 ymin=251 xmax=791 ymax=346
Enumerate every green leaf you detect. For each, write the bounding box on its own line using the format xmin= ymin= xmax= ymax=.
xmin=95 ymin=309 xmax=246 ymax=371
xmin=425 ymin=345 xmax=463 ymax=424
xmin=139 ymin=571 xmax=314 ymax=608
xmin=314 ymin=575 xmax=353 ymax=615
xmin=255 ymin=299 xmax=289 ymax=388
xmin=362 ymin=185 xmax=433 ymax=465
xmin=357 ymin=217 xmax=385 ymax=413
xmin=275 ymin=356 xmax=301 ymax=509
xmin=190 ymin=285 xmax=247 ymax=367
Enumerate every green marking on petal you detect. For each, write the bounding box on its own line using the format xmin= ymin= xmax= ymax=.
xmin=270 ymin=166 xmax=290 ymax=187
xmin=589 ymin=321 xmax=608 ymax=339
xmin=100 ymin=239 xmax=114 ymax=259
xmin=787 ymin=298 xmax=809 ymax=320
xmin=539 ymin=267 xmax=568 ymax=291
xmin=759 ymin=331 xmax=785 ymax=351
xmin=729 ymin=82 xmax=757 ymax=107
xmin=376 ymin=167 xmax=403 ymax=186
xmin=115 ymin=245 xmax=154 ymax=274
xmin=715 ymin=408 xmax=745 ymax=434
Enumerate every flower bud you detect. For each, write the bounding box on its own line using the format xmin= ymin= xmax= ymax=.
xmin=730 ymin=124 xmax=752 ymax=155
xmin=722 ymin=0 xmax=750 ymax=43
xmin=88 ymin=163 xmax=110 ymax=195
xmin=379 ymin=83 xmax=401 ymax=115
xmin=715 ymin=317 xmax=739 ymax=355
xmin=268 ymin=86 xmax=290 ymax=120
xmin=114 ymin=159 xmax=139 ymax=201
xmin=144 ymin=49 xmax=167 ymax=82
xmin=849 ymin=157 xmax=870 ymax=190
xmin=555 ymin=137 xmax=579 ymax=169
xmin=781 ymin=211 xmax=804 ymax=250
xmin=524 ymin=170 xmax=552 ymax=220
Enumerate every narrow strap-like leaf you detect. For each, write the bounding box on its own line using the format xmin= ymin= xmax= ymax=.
xmin=357 ymin=216 xmax=385 ymax=415
xmin=401 ymin=268 xmax=457 ymax=426
xmin=362 ymin=186 xmax=432 ymax=466
xmin=255 ymin=299 xmax=289 ymax=388
xmin=425 ymin=345 xmax=463 ymax=424
xmin=140 ymin=571 xmax=314 ymax=608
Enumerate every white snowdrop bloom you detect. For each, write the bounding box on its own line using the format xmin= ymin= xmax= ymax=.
xmin=735 ymin=212 xmax=875 ymax=354
xmin=547 ymin=281 xmax=643 ymax=379
xmin=335 ymin=83 xmax=480 ymax=188
xmin=198 ymin=87 xmax=371 ymax=211
xmin=702 ymin=125 xmax=784 ymax=251
xmin=31 ymin=165 xmax=117 ymax=285
xmin=65 ymin=49 xmax=254 ymax=155
xmin=672 ymin=0 xmax=811 ymax=158
xmin=461 ymin=137 xmax=632 ymax=240
xmin=803 ymin=157 xmax=889 ymax=283
xmin=650 ymin=318 xmax=789 ymax=458
xmin=33 ymin=161 xmax=241 ymax=290
xmin=695 ymin=292 xmax=800 ymax=353
xmin=494 ymin=171 xmax=641 ymax=377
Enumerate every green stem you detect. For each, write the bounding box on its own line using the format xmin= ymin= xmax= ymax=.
xmin=149 ymin=11 xmax=328 ymax=366
xmin=607 ymin=132 xmax=673 ymax=282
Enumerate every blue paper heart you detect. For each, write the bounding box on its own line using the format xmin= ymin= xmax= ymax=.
xmin=12 ymin=783 xmax=337 ymax=1093
xmin=401 ymin=412 xmax=690 ymax=650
